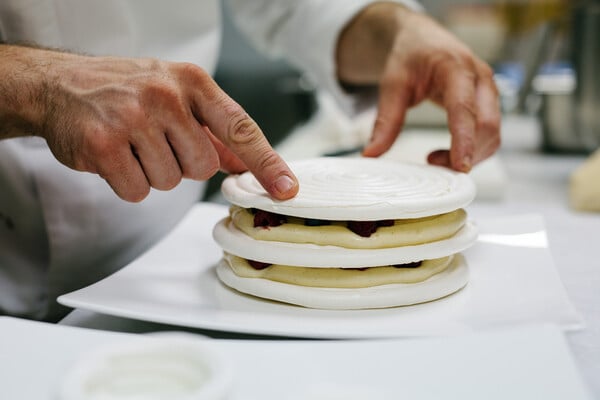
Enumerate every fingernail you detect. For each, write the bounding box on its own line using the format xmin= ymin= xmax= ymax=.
xmin=274 ymin=175 xmax=295 ymax=195
xmin=462 ymin=155 xmax=472 ymax=172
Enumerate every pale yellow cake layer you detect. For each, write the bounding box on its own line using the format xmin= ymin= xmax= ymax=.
xmin=224 ymin=253 xmax=453 ymax=288
xmin=230 ymin=206 xmax=466 ymax=249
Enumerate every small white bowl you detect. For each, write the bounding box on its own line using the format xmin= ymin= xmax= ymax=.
xmin=58 ymin=333 xmax=232 ymax=400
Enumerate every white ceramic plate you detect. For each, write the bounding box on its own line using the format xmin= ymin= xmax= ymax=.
xmin=58 ymin=203 xmax=583 ymax=339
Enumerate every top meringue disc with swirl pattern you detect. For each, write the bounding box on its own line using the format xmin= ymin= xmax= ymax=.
xmin=222 ymin=157 xmax=476 ymax=220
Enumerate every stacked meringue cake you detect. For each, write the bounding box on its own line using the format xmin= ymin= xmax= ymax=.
xmin=212 ymin=157 xmax=478 ymax=310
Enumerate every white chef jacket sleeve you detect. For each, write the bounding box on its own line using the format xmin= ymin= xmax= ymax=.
xmin=225 ymin=0 xmax=423 ymax=115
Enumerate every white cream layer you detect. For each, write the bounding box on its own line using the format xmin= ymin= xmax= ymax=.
xmin=230 ymin=206 xmax=466 ymax=249
xmin=213 ymin=218 xmax=478 ymax=267
xmin=223 ymin=253 xmax=452 ymax=288
xmin=216 ymin=254 xmax=469 ymax=310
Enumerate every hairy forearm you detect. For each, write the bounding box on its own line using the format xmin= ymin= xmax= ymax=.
xmin=0 ymin=42 xmax=299 ymax=201
xmin=336 ymin=2 xmax=408 ymax=86
xmin=0 ymin=44 xmax=57 ymax=140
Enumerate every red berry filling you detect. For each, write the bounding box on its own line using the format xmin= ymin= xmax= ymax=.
xmin=247 ymin=260 xmax=272 ymax=270
xmin=392 ymin=261 xmax=423 ymax=268
xmin=377 ymin=219 xmax=394 ymax=227
xmin=346 ymin=220 xmax=395 ymax=237
xmin=253 ymin=209 xmax=287 ymax=228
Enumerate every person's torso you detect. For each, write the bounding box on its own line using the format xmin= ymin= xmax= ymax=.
xmin=0 ymin=0 xmax=221 ymax=70
xmin=0 ymin=1 xmax=217 ymax=320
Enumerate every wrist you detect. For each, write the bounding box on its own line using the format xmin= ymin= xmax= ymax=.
xmin=336 ymin=2 xmax=411 ymax=85
xmin=0 ymin=44 xmax=58 ymax=140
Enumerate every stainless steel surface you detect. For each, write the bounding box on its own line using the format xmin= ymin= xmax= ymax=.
xmin=571 ymin=2 xmax=600 ymax=152
xmin=540 ymin=90 xmax=578 ymax=152
xmin=535 ymin=3 xmax=600 ymax=153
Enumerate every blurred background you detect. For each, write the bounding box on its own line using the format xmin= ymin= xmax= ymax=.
xmin=206 ymin=0 xmax=600 ymax=199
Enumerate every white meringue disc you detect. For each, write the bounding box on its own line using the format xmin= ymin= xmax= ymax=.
xmin=221 ymin=158 xmax=476 ymax=220
xmin=212 ymin=217 xmax=478 ymax=267
xmin=216 ymin=254 xmax=469 ymax=310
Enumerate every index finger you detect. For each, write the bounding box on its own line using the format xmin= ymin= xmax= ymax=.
xmin=362 ymin=68 xmax=413 ymax=158
xmin=190 ymin=72 xmax=298 ymax=200
xmin=438 ymin=67 xmax=477 ymax=172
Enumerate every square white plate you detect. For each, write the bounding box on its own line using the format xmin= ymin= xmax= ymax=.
xmin=58 ymin=203 xmax=583 ymax=338
xmin=0 ymin=317 xmax=592 ymax=400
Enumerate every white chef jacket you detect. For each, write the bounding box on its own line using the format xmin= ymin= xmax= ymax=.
xmin=0 ymin=0 xmax=420 ymax=320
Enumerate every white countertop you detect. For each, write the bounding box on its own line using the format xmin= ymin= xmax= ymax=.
xmin=3 ymin=318 xmax=593 ymax=400
xmin=59 ymin=115 xmax=600 ymax=396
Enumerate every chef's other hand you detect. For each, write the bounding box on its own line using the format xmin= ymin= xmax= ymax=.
xmin=0 ymin=45 xmax=298 ymax=202
xmin=337 ymin=3 xmax=500 ymax=172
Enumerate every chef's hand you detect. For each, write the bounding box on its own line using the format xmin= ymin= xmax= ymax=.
xmin=0 ymin=45 xmax=298 ymax=202
xmin=336 ymin=3 xmax=500 ymax=172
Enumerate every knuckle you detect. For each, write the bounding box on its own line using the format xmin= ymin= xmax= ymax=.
xmin=195 ymin=157 xmax=220 ymax=181
xmin=433 ymin=50 xmax=467 ymax=76
xmin=372 ymin=118 xmax=395 ymax=143
xmin=205 ymin=159 xmax=221 ymax=179
xmin=126 ymin=185 xmax=151 ymax=203
xmin=143 ymin=81 xmax=177 ymax=102
xmin=380 ymin=72 xmax=405 ymax=89
xmin=219 ymin=153 xmax=245 ymax=174
xmin=373 ymin=114 xmax=389 ymax=126
xmin=177 ymin=62 xmax=203 ymax=76
xmin=452 ymin=98 xmax=476 ymax=116
xmin=108 ymin=170 xmax=151 ymax=203
xmin=153 ymin=165 xmax=183 ymax=191
xmin=157 ymin=176 xmax=181 ymax=191
xmin=140 ymin=82 xmax=183 ymax=114
xmin=70 ymin=157 xmax=86 ymax=172
xmin=453 ymin=45 xmax=476 ymax=68
xmin=66 ymin=130 xmax=91 ymax=171
xmin=479 ymin=138 xmax=501 ymax=163
xmin=459 ymin=69 xmax=478 ymax=85
xmin=459 ymin=134 xmax=476 ymax=152
xmin=256 ymin=151 xmax=281 ymax=174
xmin=428 ymin=52 xmax=449 ymax=73
xmin=91 ymin=144 xmax=150 ymax=202
xmin=183 ymin=147 xmax=220 ymax=181
xmin=226 ymin=106 xmax=260 ymax=146
xmin=115 ymin=98 xmax=147 ymax=127
xmin=140 ymin=57 xmax=165 ymax=75
xmin=69 ymin=151 xmax=88 ymax=172
xmin=375 ymin=107 xmax=405 ymax=128
xmin=165 ymin=167 xmax=183 ymax=189
xmin=478 ymin=62 xmax=495 ymax=80
xmin=479 ymin=115 xmax=500 ymax=135
xmin=87 ymin=130 xmax=117 ymax=160
xmin=175 ymin=62 xmax=211 ymax=85
xmin=456 ymin=85 xmax=477 ymax=106
xmin=489 ymin=133 xmax=501 ymax=151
